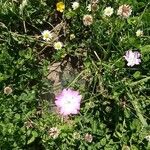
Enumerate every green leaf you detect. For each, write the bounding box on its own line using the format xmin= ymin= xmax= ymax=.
xmin=0 ymin=73 xmax=5 ymax=81
xmin=140 ymin=45 xmax=150 ymax=54
xmin=133 ymin=71 xmax=141 ymax=79
xmin=130 ymin=145 xmax=139 ymax=150
xmin=100 ymin=138 xmax=107 ymax=146
xmin=65 ymin=11 xmax=76 ymax=19
xmin=127 ymin=93 xmax=148 ymax=127
xmin=27 ymin=136 xmax=35 ymax=145
xmin=14 ymin=114 xmax=20 ymax=120
xmin=32 ymin=131 xmax=38 ymax=138
xmin=127 ymin=17 xmax=139 ymax=25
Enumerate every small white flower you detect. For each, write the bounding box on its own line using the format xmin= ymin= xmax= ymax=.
xmin=117 ymin=4 xmax=132 ymax=18
xmin=70 ymin=34 xmax=75 ymax=40
xmin=103 ymin=7 xmax=114 ymax=17
xmin=83 ymin=14 xmax=93 ymax=26
xmin=73 ymin=132 xmax=80 ymax=139
xmin=54 ymin=41 xmax=63 ymax=50
xmin=124 ymin=50 xmax=141 ymax=67
xmin=84 ymin=133 xmax=93 ymax=143
xmin=42 ymin=30 xmax=53 ymax=41
xmin=145 ymin=135 xmax=150 ymax=142
xmin=136 ymin=29 xmax=143 ymax=37
xmin=4 ymin=86 xmax=13 ymax=95
xmin=72 ymin=2 xmax=79 ymax=10
xmin=87 ymin=4 xmax=92 ymax=12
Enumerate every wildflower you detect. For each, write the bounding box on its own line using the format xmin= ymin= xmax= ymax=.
xmin=136 ymin=29 xmax=143 ymax=37
xmin=4 ymin=86 xmax=12 ymax=95
xmin=87 ymin=4 xmax=91 ymax=11
xmin=117 ymin=4 xmax=132 ymax=18
xmin=53 ymin=41 xmax=63 ymax=50
xmin=56 ymin=2 xmax=65 ymax=12
xmin=73 ymin=132 xmax=81 ymax=139
xmin=55 ymin=88 xmax=82 ymax=116
xmin=84 ymin=133 xmax=93 ymax=143
xmin=83 ymin=15 xmax=93 ymax=26
xmin=72 ymin=2 xmax=79 ymax=10
xmin=145 ymin=135 xmax=150 ymax=142
xmin=42 ymin=30 xmax=53 ymax=41
xmin=48 ymin=127 xmax=60 ymax=139
xmin=124 ymin=50 xmax=141 ymax=67
xmin=70 ymin=34 xmax=75 ymax=40
xmin=103 ymin=7 xmax=114 ymax=17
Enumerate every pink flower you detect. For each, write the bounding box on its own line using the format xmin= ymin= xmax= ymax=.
xmin=84 ymin=133 xmax=93 ymax=143
xmin=55 ymin=88 xmax=82 ymax=116
xmin=124 ymin=50 xmax=141 ymax=67
xmin=117 ymin=4 xmax=132 ymax=18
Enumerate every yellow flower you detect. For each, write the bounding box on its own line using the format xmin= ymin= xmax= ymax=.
xmin=56 ymin=2 xmax=65 ymax=12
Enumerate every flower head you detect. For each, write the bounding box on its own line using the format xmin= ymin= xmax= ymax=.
xmin=48 ymin=127 xmax=60 ymax=139
xmin=54 ymin=41 xmax=63 ymax=50
xmin=72 ymin=2 xmax=79 ymax=10
xmin=70 ymin=34 xmax=75 ymax=40
xmin=145 ymin=135 xmax=150 ymax=142
xmin=84 ymin=133 xmax=93 ymax=143
xmin=56 ymin=2 xmax=65 ymax=12
xmin=55 ymin=88 xmax=82 ymax=116
xmin=124 ymin=50 xmax=141 ymax=67
xmin=83 ymin=15 xmax=93 ymax=26
xmin=42 ymin=30 xmax=53 ymax=41
xmin=4 ymin=86 xmax=12 ymax=95
xmin=117 ymin=4 xmax=132 ymax=18
xmin=103 ymin=7 xmax=114 ymax=17
xmin=73 ymin=132 xmax=81 ymax=139
xmin=136 ymin=29 xmax=143 ymax=37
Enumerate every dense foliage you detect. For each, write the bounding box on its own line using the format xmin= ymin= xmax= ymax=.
xmin=0 ymin=0 xmax=150 ymax=149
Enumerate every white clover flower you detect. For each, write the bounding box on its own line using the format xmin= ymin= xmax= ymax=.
xmin=84 ymin=133 xmax=93 ymax=143
xmin=73 ymin=132 xmax=80 ymax=139
xmin=87 ymin=4 xmax=92 ymax=12
xmin=145 ymin=135 xmax=150 ymax=142
xmin=72 ymin=2 xmax=79 ymax=10
xmin=124 ymin=50 xmax=141 ymax=67
xmin=83 ymin=14 xmax=93 ymax=26
xmin=103 ymin=7 xmax=114 ymax=17
xmin=4 ymin=86 xmax=13 ymax=95
xmin=70 ymin=34 xmax=75 ymax=40
xmin=136 ymin=29 xmax=143 ymax=37
xmin=42 ymin=30 xmax=53 ymax=41
xmin=117 ymin=4 xmax=132 ymax=18
xmin=53 ymin=41 xmax=63 ymax=50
